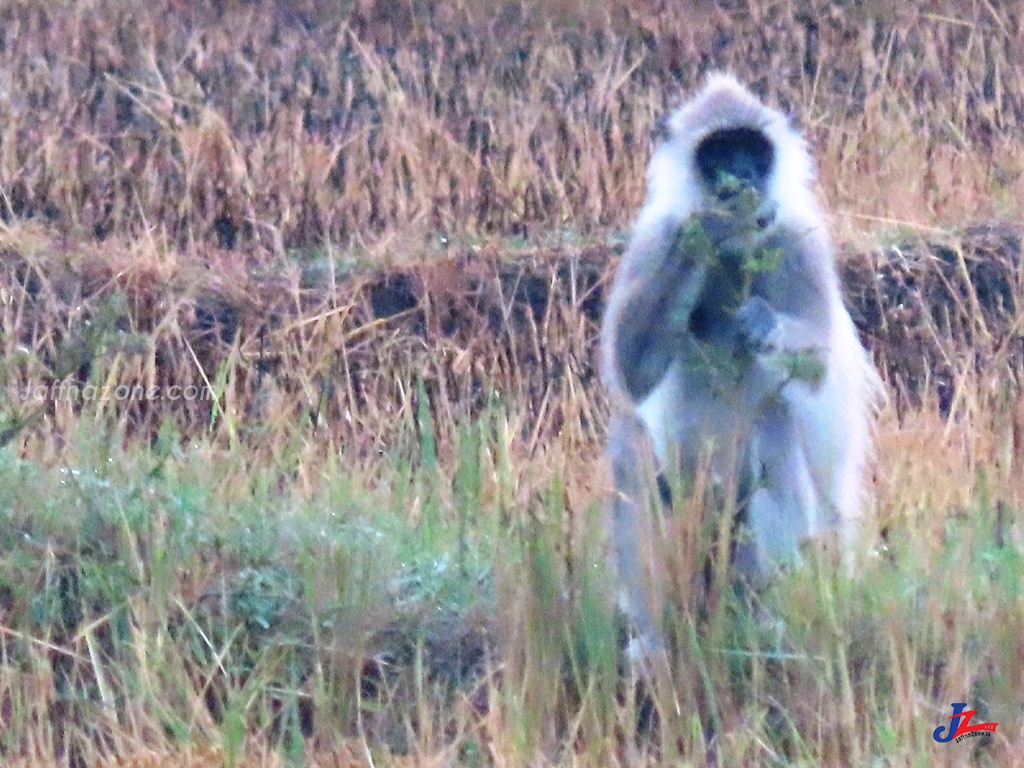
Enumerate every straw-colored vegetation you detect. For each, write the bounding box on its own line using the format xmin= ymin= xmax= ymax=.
xmin=1 ymin=0 xmax=1023 ymax=765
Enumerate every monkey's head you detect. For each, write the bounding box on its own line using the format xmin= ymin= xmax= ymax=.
xmin=642 ymin=73 xmax=820 ymax=241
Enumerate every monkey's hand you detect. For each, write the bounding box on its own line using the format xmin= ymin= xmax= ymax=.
xmin=734 ymin=297 xmax=828 ymax=390
xmin=733 ymin=295 xmax=779 ymax=354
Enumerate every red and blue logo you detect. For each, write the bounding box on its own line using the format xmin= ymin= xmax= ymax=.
xmin=933 ymin=703 xmax=998 ymax=744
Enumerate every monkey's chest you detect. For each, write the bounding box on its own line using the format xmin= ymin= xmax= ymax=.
xmin=686 ymin=250 xmax=747 ymax=345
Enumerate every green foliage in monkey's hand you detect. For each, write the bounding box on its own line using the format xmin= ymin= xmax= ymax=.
xmin=666 ymin=172 xmax=823 ymax=395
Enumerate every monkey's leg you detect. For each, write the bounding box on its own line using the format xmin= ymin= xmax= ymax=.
xmin=741 ymin=402 xmax=820 ymax=579
xmin=606 ymin=412 xmax=666 ymax=658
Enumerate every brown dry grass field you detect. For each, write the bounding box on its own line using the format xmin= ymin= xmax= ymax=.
xmin=1 ymin=0 xmax=1024 ymax=765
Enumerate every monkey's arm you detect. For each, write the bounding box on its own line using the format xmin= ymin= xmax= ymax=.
xmin=733 ymin=234 xmax=838 ymax=399
xmin=605 ymin=218 xmax=716 ymax=402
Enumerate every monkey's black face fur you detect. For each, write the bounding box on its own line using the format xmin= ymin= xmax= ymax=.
xmin=695 ymin=127 xmax=774 ymax=199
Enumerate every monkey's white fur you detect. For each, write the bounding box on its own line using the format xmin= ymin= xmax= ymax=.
xmin=601 ymin=73 xmax=881 ymax=654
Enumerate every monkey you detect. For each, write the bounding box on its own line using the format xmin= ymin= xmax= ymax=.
xmin=600 ymin=73 xmax=882 ymax=658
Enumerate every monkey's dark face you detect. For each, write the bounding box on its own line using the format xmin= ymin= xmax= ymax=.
xmin=695 ymin=127 xmax=775 ymax=200
xmin=693 ymin=126 xmax=777 ymax=236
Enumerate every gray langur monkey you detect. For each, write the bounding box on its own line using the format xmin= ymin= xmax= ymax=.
xmin=600 ymin=73 xmax=881 ymax=656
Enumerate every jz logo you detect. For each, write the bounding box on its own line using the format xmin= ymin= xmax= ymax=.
xmin=933 ymin=703 xmax=998 ymax=743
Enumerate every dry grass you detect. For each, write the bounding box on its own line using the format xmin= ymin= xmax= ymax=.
xmin=1 ymin=0 xmax=1024 ymax=766
xmin=2 ymin=0 xmax=1022 ymax=255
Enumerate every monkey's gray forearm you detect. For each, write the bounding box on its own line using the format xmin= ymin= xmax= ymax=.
xmin=613 ymin=294 xmax=675 ymax=400
xmin=613 ymin=242 xmax=711 ymax=401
